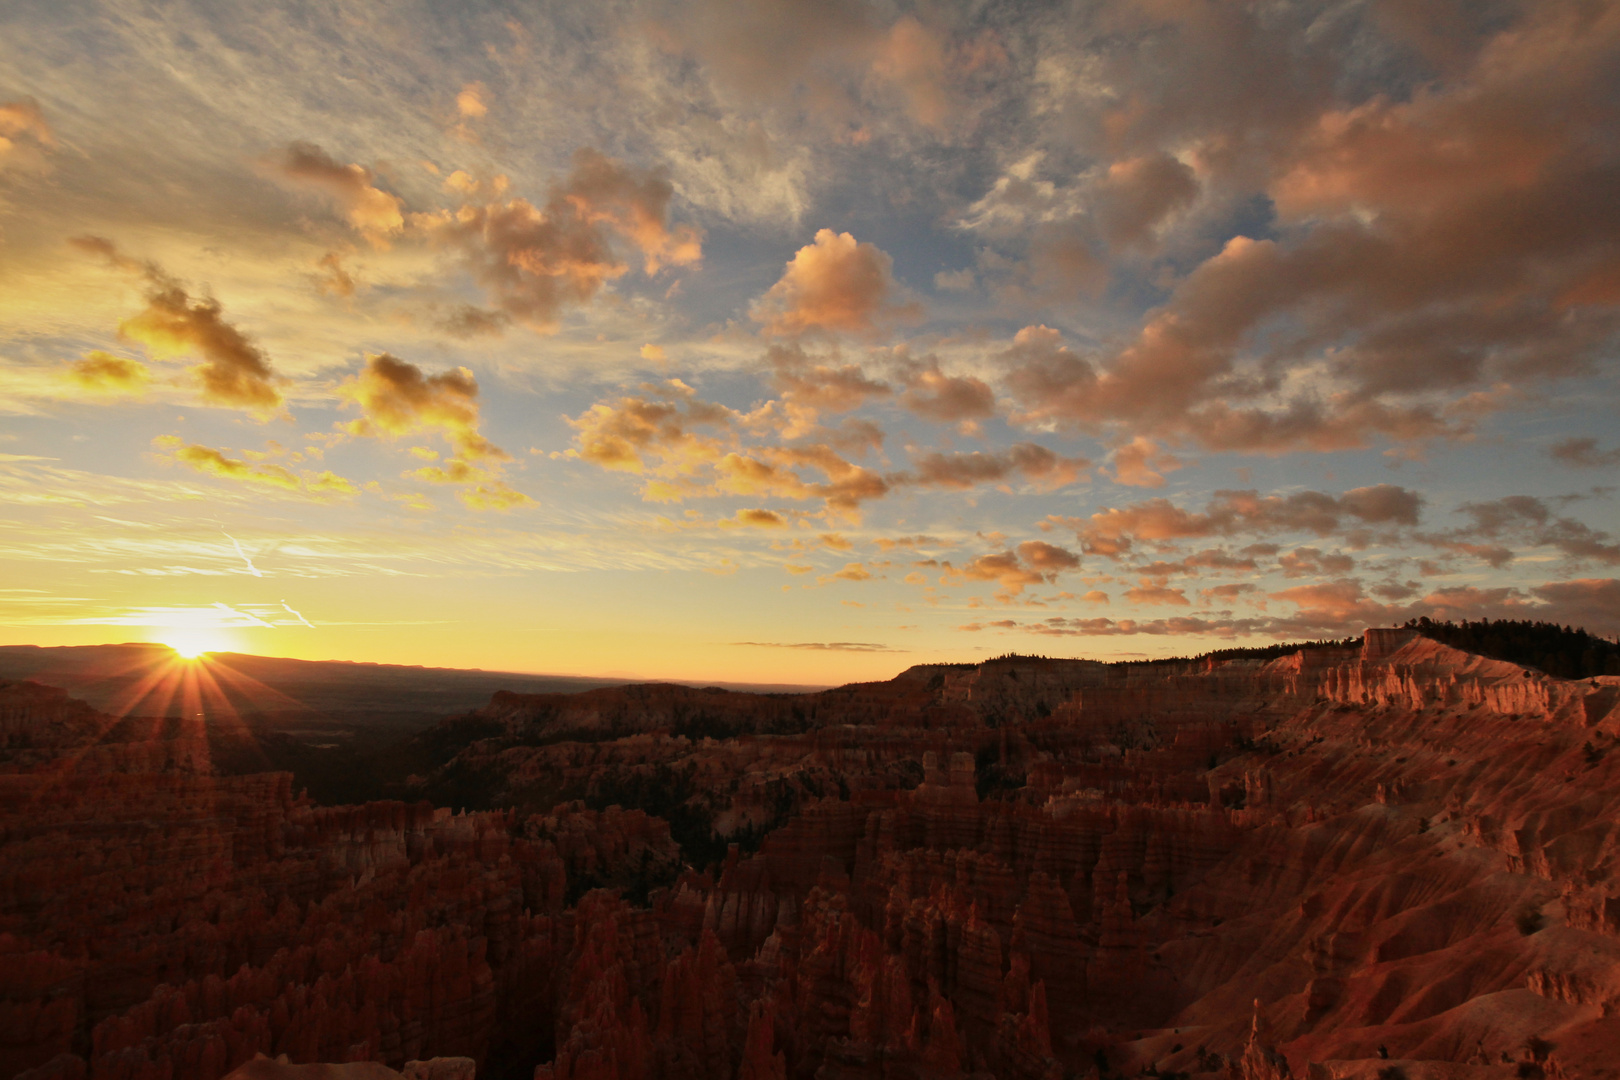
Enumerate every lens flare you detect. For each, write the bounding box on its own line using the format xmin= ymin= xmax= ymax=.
xmin=159 ymin=629 xmax=226 ymax=660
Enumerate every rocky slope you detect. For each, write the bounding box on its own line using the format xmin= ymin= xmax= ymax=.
xmin=3 ymin=629 xmax=1619 ymax=1079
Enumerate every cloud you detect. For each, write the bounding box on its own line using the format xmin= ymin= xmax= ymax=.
xmin=1124 ymin=581 xmax=1190 ymax=606
xmin=769 ymin=345 xmax=890 ymax=413
xmin=818 ymin=561 xmax=873 ymax=585
xmin=459 ymin=481 xmax=533 ymax=512
xmin=1531 ymin=579 xmax=1620 ymax=636
xmin=870 ymin=16 xmax=952 ymax=130
xmin=456 ymin=82 xmax=488 ymax=118
xmin=565 ymin=380 xmax=889 ymax=518
xmin=949 ymin=539 xmax=1079 ymax=595
xmin=729 ymin=508 xmax=788 ymax=528
xmin=66 ymin=351 xmax=150 ymax=395
xmin=1062 ymin=484 xmax=1422 ymax=557
xmin=735 ymin=641 xmax=902 ymax=652
xmin=1108 ymin=436 xmax=1183 ymax=488
xmin=314 ymin=252 xmax=357 ymax=298
xmin=907 ymin=443 xmax=1088 ymax=492
xmin=1548 ymin=438 xmax=1620 ymax=469
xmin=1092 ymin=152 xmax=1199 ymax=249
xmin=1446 ymin=496 xmax=1620 ymax=566
xmin=420 ymin=148 xmax=701 ymax=333
xmin=72 ymin=237 xmax=283 ymax=413
xmin=0 ymin=97 xmax=55 ymax=173
xmin=340 ymin=352 xmax=507 ymax=461
xmin=753 ymin=229 xmax=917 ymax=336
xmin=568 ymin=378 xmax=734 ymax=474
xmin=655 ymin=0 xmax=880 ymax=103
xmin=897 ymin=356 xmax=995 ymax=428
xmin=154 ymin=437 xmax=299 ymax=492
xmin=1278 ymin=547 xmax=1356 ymax=578
xmin=990 ymin=2 xmax=1620 ymax=453
xmin=272 ymin=142 xmax=405 ymax=242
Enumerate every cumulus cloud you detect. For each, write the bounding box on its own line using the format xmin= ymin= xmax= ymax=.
xmin=1442 ymin=496 xmax=1620 ymax=566
xmin=565 ymin=379 xmax=886 ymax=517
xmin=897 ymin=356 xmax=995 ymax=430
xmin=753 ymin=229 xmax=917 ymax=336
xmin=730 ymin=508 xmax=788 ymax=528
xmin=153 ymin=437 xmax=355 ymax=498
xmin=1548 ymin=438 xmax=1620 ymax=469
xmin=991 ymin=2 xmax=1620 ymax=454
xmin=1278 ymin=547 xmax=1356 ymax=578
xmin=1124 ymin=581 xmax=1191 ymax=606
xmin=419 ymin=148 xmax=701 ymax=332
xmin=818 ymin=561 xmax=873 ymax=584
xmin=1092 ymin=152 xmax=1199 ymax=249
xmin=961 ymin=573 xmax=1620 ymax=640
xmin=272 ymin=142 xmax=405 ymax=242
xmin=1061 ymin=484 xmax=1423 ymax=558
xmin=946 ymin=540 xmax=1079 ymax=596
xmin=906 ymin=443 xmax=1088 ymax=492
xmin=72 ymin=237 xmax=283 ymax=413
xmin=459 ymin=481 xmax=533 ymax=512
xmin=1108 ymin=436 xmax=1183 ymax=488
xmin=768 ymin=344 xmax=890 ymax=417
xmin=568 ymin=378 xmax=734 ymax=475
xmin=66 ymin=351 xmax=150 ymax=395
xmin=340 ymin=352 xmax=507 ymax=461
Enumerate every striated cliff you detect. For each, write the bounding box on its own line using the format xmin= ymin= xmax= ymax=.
xmin=4 ymin=628 xmax=1620 ymax=1080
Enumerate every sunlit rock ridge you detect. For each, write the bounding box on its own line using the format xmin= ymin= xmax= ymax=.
xmin=4 ymin=629 xmax=1620 ymax=1079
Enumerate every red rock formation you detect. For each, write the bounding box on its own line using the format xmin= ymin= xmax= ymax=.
xmin=9 ymin=631 xmax=1620 ymax=1079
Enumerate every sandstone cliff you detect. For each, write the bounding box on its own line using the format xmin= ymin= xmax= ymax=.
xmin=4 ymin=628 xmax=1619 ymax=1079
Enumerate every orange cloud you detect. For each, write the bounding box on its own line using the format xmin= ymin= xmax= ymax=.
xmin=998 ymin=4 xmax=1620 ymax=455
xmin=1108 ymin=436 xmax=1183 ymax=489
xmin=908 ymin=443 xmax=1088 ymax=492
xmin=459 ymin=481 xmax=533 ymax=512
xmin=421 ymin=148 xmax=701 ymax=332
xmin=871 ymin=16 xmax=951 ymax=130
xmin=818 ymin=562 xmax=873 ymax=585
xmin=898 ymin=357 xmax=995 ymax=428
xmin=0 ymin=97 xmax=55 ymax=173
xmin=1124 ymin=581 xmax=1191 ymax=606
xmin=731 ymin=508 xmax=789 ymax=528
xmin=66 ymin=351 xmax=150 ymax=395
xmin=1067 ymin=484 xmax=1423 ymax=557
xmin=753 ymin=229 xmax=917 ymax=337
xmin=456 ymin=82 xmax=488 ymax=118
xmin=155 ymin=437 xmax=300 ymax=492
xmin=73 ymin=237 xmax=283 ymax=413
xmin=341 ymin=353 xmax=507 ymax=461
xmin=273 ymin=142 xmax=405 ymax=242
xmin=950 ymin=540 xmax=1080 ymax=596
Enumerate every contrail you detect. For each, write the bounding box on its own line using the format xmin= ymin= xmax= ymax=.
xmin=223 ymin=532 xmax=263 ymax=577
xmin=280 ymin=601 xmax=315 ymax=628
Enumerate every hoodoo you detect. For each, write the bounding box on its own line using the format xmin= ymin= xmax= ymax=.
xmin=4 ymin=629 xmax=1620 ymax=1079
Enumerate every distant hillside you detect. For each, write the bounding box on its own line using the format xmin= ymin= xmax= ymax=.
xmin=1404 ymin=617 xmax=1620 ymax=678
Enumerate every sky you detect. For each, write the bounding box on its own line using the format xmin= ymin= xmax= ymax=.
xmin=1 ymin=0 xmax=1618 ymax=684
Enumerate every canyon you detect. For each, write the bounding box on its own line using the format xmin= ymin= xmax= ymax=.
xmin=4 ymin=629 xmax=1620 ymax=1080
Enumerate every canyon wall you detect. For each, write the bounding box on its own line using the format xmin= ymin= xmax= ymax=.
xmin=4 ymin=630 xmax=1620 ymax=1079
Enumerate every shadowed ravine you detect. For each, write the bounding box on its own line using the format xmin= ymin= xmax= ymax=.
xmin=4 ymin=628 xmax=1620 ymax=1079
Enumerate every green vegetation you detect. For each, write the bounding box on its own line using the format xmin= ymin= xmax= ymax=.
xmin=1405 ymin=617 xmax=1620 ymax=678
xmin=1115 ymin=637 xmax=1360 ymax=667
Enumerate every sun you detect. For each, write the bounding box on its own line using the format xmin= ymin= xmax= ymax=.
xmin=159 ymin=629 xmax=226 ymax=660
